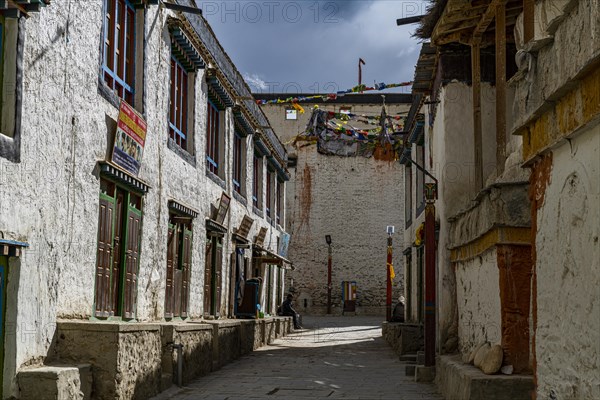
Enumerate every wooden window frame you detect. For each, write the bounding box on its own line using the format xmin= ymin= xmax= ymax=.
xmin=0 ymin=15 xmax=22 ymax=157
xmin=102 ymin=0 xmax=136 ymax=105
xmin=168 ymin=56 xmax=190 ymax=151
xmin=232 ymin=132 xmax=244 ymax=195
xmin=276 ymin=179 xmax=283 ymax=226
xmin=206 ymin=100 xmax=220 ymax=175
xmin=0 ymin=17 xmax=4 ymax=126
xmin=416 ymin=144 xmax=425 ymax=217
xmin=266 ymin=169 xmax=272 ymax=218
xmin=252 ymin=152 xmax=262 ymax=209
xmin=405 ymin=164 xmax=412 ymax=228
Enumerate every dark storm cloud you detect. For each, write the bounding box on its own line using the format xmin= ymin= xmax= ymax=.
xmin=202 ymin=1 xmax=426 ymax=94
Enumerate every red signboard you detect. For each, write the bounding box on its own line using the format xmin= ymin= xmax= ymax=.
xmin=112 ymin=100 xmax=147 ymax=176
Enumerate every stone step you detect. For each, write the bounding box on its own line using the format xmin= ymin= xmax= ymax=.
xmin=437 ymin=355 xmax=534 ymax=400
xmin=399 ymin=354 xmax=417 ymax=362
xmin=18 ymin=364 xmax=92 ymax=400
xmin=417 ymin=351 xmax=425 ymax=365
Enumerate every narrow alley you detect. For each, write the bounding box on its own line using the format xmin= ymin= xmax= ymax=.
xmin=153 ymin=317 xmax=443 ymax=400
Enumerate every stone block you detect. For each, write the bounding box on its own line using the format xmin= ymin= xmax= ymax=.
xmin=399 ymin=354 xmax=417 ymax=362
xmin=18 ymin=366 xmax=84 ymax=400
xmin=436 ymin=355 xmax=534 ymax=400
xmin=49 ymin=321 xmax=162 ymax=399
xmin=417 ymin=351 xmax=426 ymax=365
xmin=415 ymin=365 xmax=436 ymax=383
xmin=265 ymin=318 xmax=276 ymax=344
xmin=239 ymin=320 xmax=258 ymax=355
xmin=405 ymin=364 xmax=416 ymax=376
xmin=205 ymin=320 xmax=242 ymax=370
xmin=382 ymin=322 xmax=424 ymax=356
xmin=161 ymin=322 xmax=213 ymax=386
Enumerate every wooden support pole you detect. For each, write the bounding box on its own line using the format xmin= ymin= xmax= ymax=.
xmin=424 ymin=203 xmax=436 ymax=367
xmin=523 ymin=0 xmax=535 ymax=43
xmin=471 ymin=42 xmax=483 ymax=190
xmin=386 ymin=237 xmax=393 ymax=322
xmin=496 ymin=2 xmax=507 ymax=176
xmin=327 ymin=244 xmax=332 ymax=314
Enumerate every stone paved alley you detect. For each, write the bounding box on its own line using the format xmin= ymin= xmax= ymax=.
xmin=153 ymin=316 xmax=444 ymax=400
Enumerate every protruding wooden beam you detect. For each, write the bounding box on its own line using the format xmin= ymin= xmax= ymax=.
xmin=523 ymin=0 xmax=535 ymax=43
xmin=473 ymin=0 xmax=504 ymax=40
xmin=471 ymin=42 xmax=483 ymax=190
xmin=496 ymin=2 xmax=507 ymax=176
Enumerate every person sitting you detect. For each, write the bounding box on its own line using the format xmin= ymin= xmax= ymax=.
xmin=391 ymin=296 xmax=405 ymax=323
xmin=280 ymin=294 xmax=302 ymax=329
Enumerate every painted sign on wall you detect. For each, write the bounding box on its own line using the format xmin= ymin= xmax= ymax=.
xmin=278 ymin=233 xmax=290 ymax=258
xmin=112 ymin=100 xmax=147 ymax=176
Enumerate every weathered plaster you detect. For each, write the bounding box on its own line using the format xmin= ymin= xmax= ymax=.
xmin=512 ymin=0 xmax=600 ymax=143
xmin=262 ymin=101 xmax=408 ymax=315
xmin=0 ymin=2 xmax=287 ymax=397
xmin=421 ymin=82 xmax=499 ymax=350
xmin=455 ymin=248 xmax=502 ymax=356
xmin=533 ymin=124 xmax=600 ymax=400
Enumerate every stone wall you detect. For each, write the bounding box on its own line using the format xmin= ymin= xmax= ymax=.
xmin=261 ymin=101 xmax=409 ymax=315
xmin=48 ymin=322 xmax=162 ymax=399
xmin=43 ymin=318 xmax=291 ymax=399
xmin=161 ymin=323 xmax=213 ymax=387
xmin=382 ymin=322 xmax=424 ymax=356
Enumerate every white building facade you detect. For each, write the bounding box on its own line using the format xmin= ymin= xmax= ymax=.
xmin=0 ymin=1 xmax=290 ymax=398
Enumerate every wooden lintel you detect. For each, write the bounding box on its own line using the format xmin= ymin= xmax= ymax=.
xmin=257 ymin=257 xmax=282 ymax=265
xmin=472 ymin=42 xmax=483 ymax=190
xmin=496 ymin=2 xmax=507 ymax=176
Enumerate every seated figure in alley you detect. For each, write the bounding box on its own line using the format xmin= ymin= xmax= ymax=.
xmin=391 ymin=296 xmax=405 ymax=323
xmin=279 ymin=293 xmax=302 ymax=329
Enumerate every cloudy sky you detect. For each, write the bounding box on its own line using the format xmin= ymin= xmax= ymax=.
xmin=200 ymin=0 xmax=429 ymax=95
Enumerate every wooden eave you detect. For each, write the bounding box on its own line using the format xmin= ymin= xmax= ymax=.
xmin=412 ymin=43 xmax=438 ymax=94
xmin=431 ymin=0 xmax=523 ymax=46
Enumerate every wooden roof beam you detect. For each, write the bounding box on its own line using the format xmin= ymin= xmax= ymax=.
xmin=473 ymin=0 xmax=508 ymax=43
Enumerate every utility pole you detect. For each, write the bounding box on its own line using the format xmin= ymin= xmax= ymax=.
xmin=326 ymin=235 xmax=332 ymax=314
xmin=358 ymin=58 xmax=365 ymax=93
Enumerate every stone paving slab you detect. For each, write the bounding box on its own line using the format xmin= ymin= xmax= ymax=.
xmin=151 ymin=316 xmax=445 ymax=400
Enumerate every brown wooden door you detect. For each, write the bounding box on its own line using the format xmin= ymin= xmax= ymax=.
xmin=204 ymin=238 xmax=213 ymax=317
xmin=110 ymin=190 xmax=125 ymax=315
xmin=215 ymin=238 xmax=223 ymax=317
xmin=180 ymin=227 xmax=192 ymax=317
xmin=123 ymin=206 xmax=141 ymax=319
xmin=165 ymin=224 xmax=176 ymax=318
xmin=95 ymin=197 xmax=114 ymax=317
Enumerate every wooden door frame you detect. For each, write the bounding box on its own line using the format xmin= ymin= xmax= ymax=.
xmin=0 ymin=255 xmax=8 ymax=398
xmin=93 ymin=179 xmax=143 ymax=320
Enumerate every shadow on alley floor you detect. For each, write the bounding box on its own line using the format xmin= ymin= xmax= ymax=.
xmin=152 ymin=316 xmax=445 ymax=400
